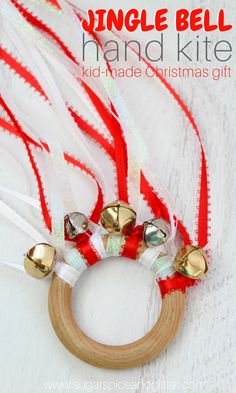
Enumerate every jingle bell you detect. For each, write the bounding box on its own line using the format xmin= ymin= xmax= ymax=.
xmin=143 ymin=218 xmax=169 ymax=247
xmin=65 ymin=212 xmax=88 ymax=239
xmin=24 ymin=243 xmax=56 ymax=279
xmin=100 ymin=200 xmax=136 ymax=235
xmin=174 ymin=245 xmax=208 ymax=280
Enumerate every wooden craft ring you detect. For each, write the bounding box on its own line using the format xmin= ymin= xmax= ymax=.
xmin=48 ymin=271 xmax=185 ymax=369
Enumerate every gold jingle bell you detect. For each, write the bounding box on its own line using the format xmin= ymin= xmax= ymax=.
xmin=100 ymin=200 xmax=136 ymax=235
xmin=24 ymin=243 xmax=56 ymax=279
xmin=174 ymin=245 xmax=208 ymax=280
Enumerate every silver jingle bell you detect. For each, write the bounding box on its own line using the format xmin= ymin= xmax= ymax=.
xmin=65 ymin=212 xmax=88 ymax=239
xmin=143 ymin=218 xmax=169 ymax=247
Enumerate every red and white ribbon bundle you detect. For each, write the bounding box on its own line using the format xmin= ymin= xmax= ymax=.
xmin=0 ymin=0 xmax=210 ymax=297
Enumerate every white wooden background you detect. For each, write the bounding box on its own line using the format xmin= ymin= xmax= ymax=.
xmin=0 ymin=1 xmax=236 ymax=392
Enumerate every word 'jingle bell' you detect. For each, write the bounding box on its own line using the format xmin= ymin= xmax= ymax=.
xmin=174 ymin=245 xmax=208 ymax=280
xmin=24 ymin=243 xmax=56 ymax=279
xmin=64 ymin=212 xmax=88 ymax=239
xmin=100 ymin=200 xmax=136 ymax=235
xmin=143 ymin=218 xmax=169 ymax=247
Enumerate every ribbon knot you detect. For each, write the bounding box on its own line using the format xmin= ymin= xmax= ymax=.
xmin=121 ymin=225 xmax=144 ymax=260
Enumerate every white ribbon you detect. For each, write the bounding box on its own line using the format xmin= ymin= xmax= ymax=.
xmin=139 ymin=247 xmax=164 ymax=270
xmin=2 ymin=0 xmax=178 ymax=240
xmin=50 ymin=1 xmax=177 ymax=240
xmin=45 ymin=135 xmax=68 ymax=252
xmin=0 ymin=185 xmax=40 ymax=209
xmin=0 ymin=260 xmax=24 ymax=272
xmin=89 ymin=230 xmax=107 ymax=259
xmin=0 ymin=0 xmax=179 ymax=285
xmin=0 ymin=200 xmax=48 ymax=243
xmin=2 ymin=4 xmax=109 ymax=198
xmin=0 ymin=198 xmax=48 ymax=272
xmin=54 ymin=261 xmax=84 ymax=287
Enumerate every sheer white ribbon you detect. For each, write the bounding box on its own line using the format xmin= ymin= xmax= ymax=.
xmin=0 ymin=0 xmax=178 ymax=286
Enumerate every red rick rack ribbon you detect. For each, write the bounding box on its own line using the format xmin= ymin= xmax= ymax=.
xmin=0 ymin=94 xmax=104 ymax=225
xmin=6 ymin=0 xmax=177 ymax=231
xmin=0 ymin=46 xmax=192 ymax=245
xmin=0 ymin=96 xmax=52 ymax=231
xmin=68 ymin=1 xmax=210 ymax=249
xmin=27 ymin=0 xmax=209 ymax=244
xmin=0 ymin=1 xmax=210 ymax=297
xmin=121 ymin=226 xmax=143 ymax=260
xmin=10 ymin=0 xmax=129 ymax=205
xmin=76 ymin=237 xmax=101 ymax=267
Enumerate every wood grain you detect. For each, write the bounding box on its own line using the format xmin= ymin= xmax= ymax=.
xmin=48 ymin=274 xmax=186 ymax=369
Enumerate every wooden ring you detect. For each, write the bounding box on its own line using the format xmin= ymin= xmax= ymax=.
xmin=48 ymin=273 xmax=185 ymax=369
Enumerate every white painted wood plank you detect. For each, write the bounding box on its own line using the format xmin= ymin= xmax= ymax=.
xmin=0 ymin=1 xmax=235 ymax=392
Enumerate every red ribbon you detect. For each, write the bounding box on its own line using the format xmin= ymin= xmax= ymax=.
xmin=0 ymin=47 xmax=181 ymax=236
xmin=0 ymin=96 xmax=52 ymax=231
xmin=0 ymin=112 xmax=104 ymax=225
xmin=82 ymin=85 xmax=129 ymax=202
xmin=0 ymin=46 xmax=194 ymax=294
xmin=122 ymin=226 xmax=144 ymax=260
xmin=10 ymin=0 xmax=129 ymax=204
xmin=42 ymin=0 xmax=209 ymax=249
xmin=76 ymin=236 xmax=101 ymax=266
xmin=158 ymin=273 xmax=195 ymax=297
xmin=2 ymin=2 xmax=210 ymax=296
xmin=127 ymin=48 xmax=209 ymax=248
xmin=0 ymin=47 xmax=105 ymax=223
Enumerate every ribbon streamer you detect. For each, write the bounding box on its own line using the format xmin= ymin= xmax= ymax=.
xmin=0 ymin=113 xmax=104 ymax=223
xmin=0 ymin=47 xmax=190 ymax=243
xmin=0 ymin=200 xmax=48 ymax=243
xmin=0 ymin=0 xmax=210 ymax=297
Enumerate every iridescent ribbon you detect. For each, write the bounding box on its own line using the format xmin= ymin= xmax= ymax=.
xmin=0 ymin=46 xmax=189 ymax=243
xmin=0 ymin=109 xmax=104 ymax=224
xmin=0 ymin=0 xmax=210 ymax=296
xmin=3 ymin=0 xmax=177 ymax=237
